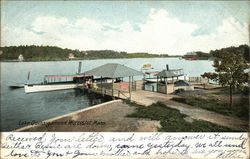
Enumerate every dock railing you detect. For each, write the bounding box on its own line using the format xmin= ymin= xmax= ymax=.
xmin=189 ymin=77 xmax=208 ymax=84
xmin=80 ymin=82 xmax=135 ymax=100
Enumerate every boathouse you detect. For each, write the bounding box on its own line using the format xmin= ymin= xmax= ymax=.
xmin=183 ymin=52 xmax=198 ymax=60
xmin=83 ymin=63 xmax=143 ymax=99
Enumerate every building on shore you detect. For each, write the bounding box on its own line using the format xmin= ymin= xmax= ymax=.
xmin=81 ymin=51 xmax=88 ymax=55
xmin=18 ymin=54 xmax=24 ymax=61
xmin=68 ymin=53 xmax=75 ymax=59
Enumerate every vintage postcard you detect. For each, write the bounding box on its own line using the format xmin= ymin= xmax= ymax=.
xmin=0 ymin=0 xmax=249 ymax=158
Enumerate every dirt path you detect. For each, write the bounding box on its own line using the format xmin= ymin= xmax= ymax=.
xmin=16 ymin=100 xmax=160 ymax=132
xmin=128 ymin=90 xmax=249 ymax=131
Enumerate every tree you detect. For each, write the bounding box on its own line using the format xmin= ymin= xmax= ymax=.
xmin=209 ymin=45 xmax=250 ymax=62
xmin=202 ymin=51 xmax=249 ymax=107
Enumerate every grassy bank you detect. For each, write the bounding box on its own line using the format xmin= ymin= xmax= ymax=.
xmin=125 ymin=101 xmax=235 ymax=132
xmin=171 ymin=87 xmax=249 ymax=121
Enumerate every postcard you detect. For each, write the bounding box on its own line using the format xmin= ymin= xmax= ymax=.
xmin=0 ymin=0 xmax=249 ymax=158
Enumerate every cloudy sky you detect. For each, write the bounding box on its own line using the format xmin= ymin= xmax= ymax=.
xmin=1 ymin=1 xmax=249 ymax=55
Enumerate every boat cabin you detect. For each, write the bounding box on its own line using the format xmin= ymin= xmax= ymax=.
xmin=142 ymin=64 xmax=186 ymax=83
xmin=43 ymin=74 xmax=93 ymax=84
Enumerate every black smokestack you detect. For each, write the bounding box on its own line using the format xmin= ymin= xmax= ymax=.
xmin=78 ymin=62 xmax=82 ymax=74
xmin=166 ymin=65 xmax=169 ymax=71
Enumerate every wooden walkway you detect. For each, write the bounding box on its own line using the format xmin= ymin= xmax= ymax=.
xmin=80 ymin=87 xmax=132 ymax=99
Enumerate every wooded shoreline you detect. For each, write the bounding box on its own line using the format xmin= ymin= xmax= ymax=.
xmin=1 ymin=44 xmax=249 ymax=62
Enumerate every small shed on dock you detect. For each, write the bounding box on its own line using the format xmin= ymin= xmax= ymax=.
xmin=84 ymin=63 xmax=143 ymax=99
xmin=155 ymin=69 xmax=184 ymax=94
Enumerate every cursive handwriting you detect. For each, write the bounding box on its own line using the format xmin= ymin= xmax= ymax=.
xmin=1 ymin=133 xmax=248 ymax=159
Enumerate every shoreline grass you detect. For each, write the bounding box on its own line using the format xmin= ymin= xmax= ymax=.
xmin=125 ymin=101 xmax=235 ymax=132
xmin=171 ymin=89 xmax=249 ymax=121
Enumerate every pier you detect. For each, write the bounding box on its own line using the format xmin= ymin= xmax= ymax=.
xmin=79 ymin=80 xmax=144 ymax=100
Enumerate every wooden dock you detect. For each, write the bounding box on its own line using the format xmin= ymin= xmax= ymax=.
xmin=78 ymin=77 xmax=208 ymax=101
xmin=78 ymin=80 xmax=145 ymax=100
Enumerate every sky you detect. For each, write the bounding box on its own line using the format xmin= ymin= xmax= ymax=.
xmin=1 ymin=1 xmax=249 ymax=55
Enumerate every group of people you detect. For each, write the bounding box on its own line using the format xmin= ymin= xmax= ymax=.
xmin=85 ymin=79 xmax=92 ymax=88
xmin=85 ymin=79 xmax=98 ymax=89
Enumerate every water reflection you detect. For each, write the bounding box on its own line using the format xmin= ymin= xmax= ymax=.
xmin=1 ymin=88 xmax=111 ymax=131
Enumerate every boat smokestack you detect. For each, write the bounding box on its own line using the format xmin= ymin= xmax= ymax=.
xmin=166 ymin=65 xmax=169 ymax=71
xmin=78 ymin=62 xmax=82 ymax=74
xmin=27 ymin=71 xmax=30 ymax=84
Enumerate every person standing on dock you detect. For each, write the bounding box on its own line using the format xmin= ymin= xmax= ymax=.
xmin=86 ymin=79 xmax=93 ymax=88
xmin=93 ymin=80 xmax=98 ymax=90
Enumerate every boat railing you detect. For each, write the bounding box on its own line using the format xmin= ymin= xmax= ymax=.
xmin=188 ymin=77 xmax=208 ymax=84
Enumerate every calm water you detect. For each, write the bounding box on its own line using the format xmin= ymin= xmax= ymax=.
xmin=0 ymin=58 xmax=214 ymax=131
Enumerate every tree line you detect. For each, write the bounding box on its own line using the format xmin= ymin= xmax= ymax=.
xmin=187 ymin=44 xmax=249 ymax=62
xmin=209 ymin=44 xmax=249 ymax=62
xmin=0 ymin=44 xmax=249 ymax=62
xmin=0 ymin=45 xmax=168 ymax=61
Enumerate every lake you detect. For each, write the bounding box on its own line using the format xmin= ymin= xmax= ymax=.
xmin=0 ymin=58 xmax=214 ymax=131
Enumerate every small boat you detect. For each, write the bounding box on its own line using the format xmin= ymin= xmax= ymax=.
xmin=141 ymin=64 xmax=159 ymax=82
xmin=143 ymin=71 xmax=159 ymax=83
xmin=24 ymin=83 xmax=84 ymax=93
xmin=142 ymin=64 xmax=153 ymax=70
xmin=142 ymin=64 xmax=189 ymax=83
xmin=24 ymin=74 xmax=93 ymax=93
xmin=24 ymin=62 xmax=94 ymax=94
xmin=9 ymin=84 xmax=25 ymax=89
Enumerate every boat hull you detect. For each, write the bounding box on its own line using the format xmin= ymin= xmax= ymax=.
xmin=144 ymin=78 xmax=158 ymax=83
xmin=9 ymin=84 xmax=25 ymax=89
xmin=24 ymin=84 xmax=83 ymax=93
xmin=144 ymin=75 xmax=189 ymax=83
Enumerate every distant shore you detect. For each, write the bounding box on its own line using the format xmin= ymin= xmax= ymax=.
xmin=0 ymin=56 xmax=182 ymax=62
xmin=1 ymin=44 xmax=249 ymax=62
